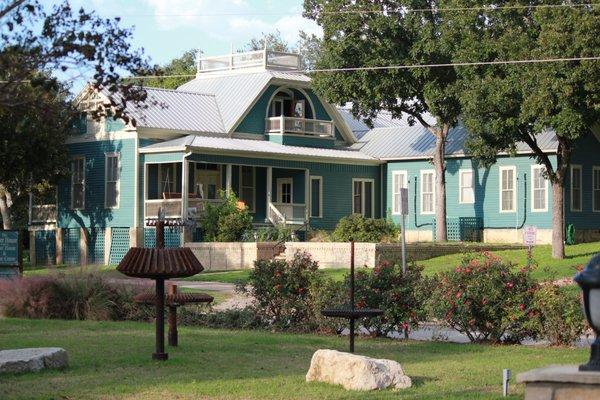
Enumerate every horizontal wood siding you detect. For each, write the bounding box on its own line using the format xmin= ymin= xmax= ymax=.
xmin=565 ymin=133 xmax=600 ymax=229
xmin=386 ymin=154 xmax=557 ymax=232
xmin=58 ymin=138 xmax=137 ymax=228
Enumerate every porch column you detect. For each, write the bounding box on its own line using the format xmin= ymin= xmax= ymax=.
xmin=267 ymin=167 xmax=273 ymax=220
xmin=225 ymin=164 xmax=232 ymax=194
xmin=304 ymin=169 xmax=310 ymax=222
xmin=181 ymin=159 xmax=189 ymax=246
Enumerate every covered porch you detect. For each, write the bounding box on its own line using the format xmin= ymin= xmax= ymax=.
xmin=143 ymin=159 xmax=310 ymax=227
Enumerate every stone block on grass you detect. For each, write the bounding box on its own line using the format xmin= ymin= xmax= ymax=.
xmin=306 ymin=349 xmax=412 ymax=391
xmin=0 ymin=348 xmax=68 ymax=374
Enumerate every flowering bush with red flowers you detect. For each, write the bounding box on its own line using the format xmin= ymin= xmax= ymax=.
xmin=430 ymin=252 xmax=538 ymax=343
xmin=239 ymin=251 xmax=320 ymax=330
xmin=353 ymin=260 xmax=431 ymax=337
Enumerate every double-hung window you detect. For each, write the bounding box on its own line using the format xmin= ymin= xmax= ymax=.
xmin=352 ymin=179 xmax=374 ymax=218
xmin=531 ymin=165 xmax=548 ymax=212
xmin=239 ymin=166 xmax=255 ymax=212
xmin=570 ymin=165 xmax=582 ymax=212
xmin=392 ymin=171 xmax=407 ymax=215
xmin=459 ymin=169 xmax=475 ymax=204
xmin=499 ymin=166 xmax=516 ymax=213
xmin=420 ymin=170 xmax=435 ymax=214
xmin=105 ymin=153 xmax=120 ymax=208
xmin=71 ymin=157 xmax=85 ymax=209
xmin=310 ymin=176 xmax=323 ymax=218
xmin=593 ymin=167 xmax=600 ymax=212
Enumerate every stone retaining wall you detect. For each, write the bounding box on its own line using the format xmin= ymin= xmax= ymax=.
xmin=284 ymin=242 xmax=377 ymax=268
xmin=184 ymin=242 xmax=259 ymax=271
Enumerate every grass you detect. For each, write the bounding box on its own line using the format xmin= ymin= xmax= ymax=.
xmin=0 ymin=318 xmax=588 ymax=400
xmin=419 ymin=241 xmax=600 ymax=281
xmin=183 ymin=268 xmax=349 ymax=285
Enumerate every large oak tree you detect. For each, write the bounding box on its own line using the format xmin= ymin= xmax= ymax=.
xmin=304 ymin=0 xmax=463 ymax=241
xmin=446 ymin=1 xmax=600 ymax=258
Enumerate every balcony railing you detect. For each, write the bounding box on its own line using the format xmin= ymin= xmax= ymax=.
xmin=266 ymin=116 xmax=335 ymax=138
xmin=198 ymin=50 xmax=301 ymax=73
xmin=31 ymin=205 xmax=57 ymax=224
xmin=145 ymin=198 xmax=225 ymax=220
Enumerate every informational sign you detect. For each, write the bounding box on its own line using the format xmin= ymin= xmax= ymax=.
xmin=399 ymin=188 xmax=409 ymax=216
xmin=0 ymin=230 xmax=20 ymax=266
xmin=523 ymin=226 xmax=537 ymax=246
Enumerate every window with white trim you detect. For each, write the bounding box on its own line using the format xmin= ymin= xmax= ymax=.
xmin=459 ymin=169 xmax=475 ymax=204
xmin=105 ymin=153 xmax=120 ymax=208
xmin=392 ymin=171 xmax=407 ymax=215
xmin=71 ymin=157 xmax=85 ymax=209
xmin=239 ymin=166 xmax=255 ymax=212
xmin=158 ymin=164 xmax=177 ymax=195
xmin=593 ymin=167 xmax=600 ymax=212
xmin=499 ymin=166 xmax=516 ymax=212
xmin=310 ymin=176 xmax=323 ymax=218
xmin=420 ymin=170 xmax=435 ymax=214
xmin=352 ymin=179 xmax=374 ymax=218
xmin=570 ymin=165 xmax=582 ymax=212
xmin=531 ymin=165 xmax=548 ymax=212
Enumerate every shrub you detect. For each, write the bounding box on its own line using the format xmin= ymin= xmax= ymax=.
xmin=239 ymin=251 xmax=321 ymax=331
xmin=308 ymin=277 xmax=348 ymax=333
xmin=308 ymin=230 xmax=332 ymax=242
xmin=0 ymin=273 xmax=151 ymax=321
xmin=429 ymin=252 xmax=538 ymax=343
xmin=200 ymin=191 xmax=253 ymax=242
xmin=251 ymin=225 xmax=295 ymax=242
xmin=353 ymin=261 xmax=430 ymax=337
xmin=525 ymin=284 xmax=585 ymax=346
xmin=332 ymin=214 xmax=399 ymax=242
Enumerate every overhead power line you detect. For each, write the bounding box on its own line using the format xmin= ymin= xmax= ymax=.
xmin=126 ymin=56 xmax=600 ymax=80
xmin=110 ymin=3 xmax=599 ymax=18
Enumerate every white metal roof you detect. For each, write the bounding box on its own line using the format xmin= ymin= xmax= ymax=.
xmin=352 ymin=122 xmax=559 ymax=160
xmin=112 ymin=87 xmax=226 ymax=133
xmin=140 ymin=135 xmax=380 ymax=164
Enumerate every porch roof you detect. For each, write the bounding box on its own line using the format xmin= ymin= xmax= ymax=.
xmin=139 ymin=135 xmax=381 ymax=164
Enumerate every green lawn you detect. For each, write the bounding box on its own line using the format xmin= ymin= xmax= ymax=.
xmin=183 ymin=268 xmax=349 ymax=285
xmin=0 ymin=318 xmax=588 ymax=400
xmin=419 ymin=241 xmax=600 ymax=281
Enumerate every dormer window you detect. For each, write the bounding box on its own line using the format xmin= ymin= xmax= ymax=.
xmin=268 ymin=89 xmax=312 ymax=119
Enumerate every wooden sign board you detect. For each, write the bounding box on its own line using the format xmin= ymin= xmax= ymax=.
xmin=0 ymin=230 xmax=22 ymax=278
xmin=523 ymin=226 xmax=537 ymax=247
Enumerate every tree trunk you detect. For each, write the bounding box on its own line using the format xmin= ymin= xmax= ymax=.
xmin=0 ymin=191 xmax=13 ymax=230
xmin=433 ymin=131 xmax=447 ymax=242
xmin=551 ymin=180 xmax=565 ymax=259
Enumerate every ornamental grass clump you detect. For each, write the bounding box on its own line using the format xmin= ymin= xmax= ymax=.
xmin=430 ymin=252 xmax=538 ymax=343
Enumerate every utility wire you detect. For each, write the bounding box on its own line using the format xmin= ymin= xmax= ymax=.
xmin=110 ymin=3 xmax=599 ymax=18
xmin=124 ymin=56 xmax=600 ymax=80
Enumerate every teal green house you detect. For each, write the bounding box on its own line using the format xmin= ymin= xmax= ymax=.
xmin=28 ymin=50 xmax=600 ymax=265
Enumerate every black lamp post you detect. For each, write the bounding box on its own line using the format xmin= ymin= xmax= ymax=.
xmin=574 ymin=253 xmax=600 ymax=371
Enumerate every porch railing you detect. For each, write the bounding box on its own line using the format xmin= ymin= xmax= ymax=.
xmin=188 ymin=198 xmax=224 ymax=217
xmin=267 ymin=202 xmax=308 ymax=226
xmin=265 ymin=116 xmax=334 ymax=137
xmin=145 ymin=199 xmax=182 ymax=219
xmin=198 ymin=50 xmax=301 ymax=73
xmin=31 ymin=205 xmax=57 ymax=224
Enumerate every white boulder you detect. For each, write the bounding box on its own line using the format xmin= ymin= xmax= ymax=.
xmin=306 ymin=349 xmax=412 ymax=391
xmin=0 ymin=348 xmax=68 ymax=374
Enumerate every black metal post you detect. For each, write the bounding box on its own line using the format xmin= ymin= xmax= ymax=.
xmin=349 ymin=240 xmax=355 ymax=353
xmin=153 ymin=277 xmax=168 ymax=360
xmin=168 ymin=284 xmax=178 ymax=347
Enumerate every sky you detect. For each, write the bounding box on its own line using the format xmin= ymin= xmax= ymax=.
xmin=49 ymin=0 xmax=321 ymax=67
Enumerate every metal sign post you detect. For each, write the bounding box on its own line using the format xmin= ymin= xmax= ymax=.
xmin=399 ymin=188 xmax=409 ymax=275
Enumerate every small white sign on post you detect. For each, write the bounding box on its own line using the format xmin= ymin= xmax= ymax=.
xmin=523 ymin=226 xmax=537 ymax=246
xmin=399 ymin=188 xmax=409 ymax=216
